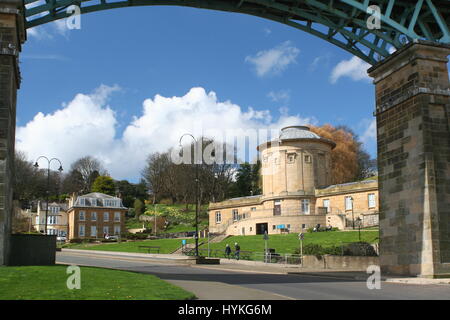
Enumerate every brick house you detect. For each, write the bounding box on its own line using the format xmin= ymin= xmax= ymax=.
xmin=67 ymin=193 xmax=127 ymax=240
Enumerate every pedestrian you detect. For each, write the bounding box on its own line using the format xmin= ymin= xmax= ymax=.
xmin=234 ymin=242 xmax=241 ymax=260
xmin=225 ymin=244 xmax=231 ymax=259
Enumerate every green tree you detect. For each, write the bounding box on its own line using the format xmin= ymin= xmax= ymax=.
xmin=134 ymin=199 xmax=144 ymax=217
xmin=91 ymin=175 xmax=116 ymax=196
xmin=229 ymin=162 xmax=261 ymax=197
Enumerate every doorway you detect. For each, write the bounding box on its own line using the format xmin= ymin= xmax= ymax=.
xmin=256 ymin=223 xmax=268 ymax=235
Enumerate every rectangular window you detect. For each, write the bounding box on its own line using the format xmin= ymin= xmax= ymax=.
xmin=79 ymin=211 xmax=85 ymax=221
xmin=47 ymin=216 xmax=58 ymax=225
xmin=91 ymin=226 xmax=97 ymax=237
xmin=79 ymin=225 xmax=85 ymax=237
xmin=91 ymin=212 xmax=97 ymax=221
xmin=251 ymin=207 xmax=256 ymax=211
xmin=287 ymin=224 xmax=291 ymax=230
xmin=323 ymin=199 xmax=330 ymax=213
xmin=103 ymin=212 xmax=109 ymax=222
xmin=50 ymin=206 xmax=59 ymax=214
xmin=103 ymin=226 xmax=109 ymax=236
xmin=368 ymin=193 xmax=376 ymax=208
xmin=272 ymin=225 xmax=276 ymax=230
xmin=301 ymin=199 xmax=310 ymax=214
xmin=302 ymin=224 xmax=306 ymax=230
xmin=232 ymin=209 xmax=239 ymax=221
xmin=79 ymin=198 xmax=86 ymax=206
xmin=215 ymin=211 xmax=221 ymax=224
xmin=91 ymin=198 xmax=97 ymax=207
xmin=114 ymin=212 xmax=121 ymax=222
xmin=104 ymin=199 xmax=119 ymax=207
xmin=304 ymin=155 xmax=311 ymax=163
xmin=345 ymin=196 xmax=353 ymax=211
xmin=114 ymin=225 xmax=121 ymax=235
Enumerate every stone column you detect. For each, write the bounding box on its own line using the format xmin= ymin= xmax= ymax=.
xmin=368 ymin=40 xmax=450 ymax=277
xmin=0 ymin=0 xmax=25 ymax=266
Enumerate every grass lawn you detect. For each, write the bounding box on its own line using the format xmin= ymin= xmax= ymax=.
xmin=207 ymin=230 xmax=379 ymax=254
xmin=0 ymin=265 xmax=195 ymax=300
xmin=62 ymin=238 xmax=195 ymax=254
xmin=63 ymin=230 xmax=378 ymax=256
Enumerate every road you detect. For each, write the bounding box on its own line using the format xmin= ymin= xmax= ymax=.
xmin=56 ymin=250 xmax=450 ymax=300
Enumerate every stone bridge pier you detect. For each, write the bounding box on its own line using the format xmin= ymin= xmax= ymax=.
xmin=0 ymin=0 xmax=25 ymax=265
xmin=369 ymin=40 xmax=450 ymax=278
xmin=0 ymin=2 xmax=449 ymax=278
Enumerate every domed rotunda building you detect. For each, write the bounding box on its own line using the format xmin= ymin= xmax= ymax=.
xmin=208 ymin=126 xmax=379 ymax=236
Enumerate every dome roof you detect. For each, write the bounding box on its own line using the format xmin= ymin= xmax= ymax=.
xmin=279 ymin=126 xmax=322 ymax=140
xmin=257 ymin=125 xmax=336 ymax=150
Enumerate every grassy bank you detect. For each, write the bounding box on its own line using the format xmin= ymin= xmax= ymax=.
xmin=0 ymin=265 xmax=195 ymax=300
xmin=207 ymin=230 xmax=379 ymax=254
xmin=62 ymin=238 xmax=195 ymax=254
xmin=62 ymin=230 xmax=378 ymax=256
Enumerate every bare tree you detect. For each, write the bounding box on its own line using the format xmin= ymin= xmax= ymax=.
xmin=69 ymin=156 xmax=105 ymax=193
xmin=142 ymin=152 xmax=171 ymax=204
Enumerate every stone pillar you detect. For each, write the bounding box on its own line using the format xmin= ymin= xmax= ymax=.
xmin=368 ymin=40 xmax=450 ymax=277
xmin=0 ymin=0 xmax=25 ymax=266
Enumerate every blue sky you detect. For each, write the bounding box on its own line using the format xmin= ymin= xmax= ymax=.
xmin=17 ymin=6 xmax=378 ymax=181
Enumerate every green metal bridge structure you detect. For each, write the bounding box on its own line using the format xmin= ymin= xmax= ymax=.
xmin=23 ymin=0 xmax=450 ymax=65
xmin=1 ymin=0 xmax=450 ymax=277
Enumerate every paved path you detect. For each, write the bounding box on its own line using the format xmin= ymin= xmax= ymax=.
xmin=56 ymin=250 xmax=450 ymax=300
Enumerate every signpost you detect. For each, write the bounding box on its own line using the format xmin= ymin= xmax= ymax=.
xmin=263 ymin=231 xmax=269 ymax=263
xmin=298 ymin=232 xmax=304 ymax=267
xmin=207 ymin=232 xmax=210 ymax=258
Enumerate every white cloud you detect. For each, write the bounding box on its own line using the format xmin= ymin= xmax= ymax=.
xmin=360 ymin=118 xmax=377 ymax=145
xmin=263 ymin=28 xmax=272 ymax=36
xmin=245 ymin=41 xmax=300 ymax=77
xmin=22 ymin=53 xmax=68 ymax=61
xmin=27 ymin=26 xmax=52 ymax=40
xmin=17 ymin=84 xmax=120 ymax=175
xmin=17 ymin=86 xmax=314 ymax=181
xmin=330 ymin=56 xmax=371 ymax=84
xmin=267 ymin=90 xmax=290 ymax=103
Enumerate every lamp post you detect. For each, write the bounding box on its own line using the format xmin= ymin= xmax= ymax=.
xmin=356 ymin=217 xmax=362 ymax=242
xmin=34 ymin=156 xmax=63 ymax=235
xmin=179 ymin=133 xmax=200 ymax=257
xmin=154 ymin=203 xmax=158 ymax=236
xmin=350 ymin=196 xmax=355 ymax=230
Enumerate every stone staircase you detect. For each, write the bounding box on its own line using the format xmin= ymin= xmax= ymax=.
xmin=171 ymin=241 xmax=204 ymax=254
xmin=209 ymin=233 xmax=231 ymax=243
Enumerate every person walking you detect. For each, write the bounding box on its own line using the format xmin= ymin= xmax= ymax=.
xmin=225 ymin=244 xmax=231 ymax=259
xmin=234 ymin=242 xmax=241 ymax=260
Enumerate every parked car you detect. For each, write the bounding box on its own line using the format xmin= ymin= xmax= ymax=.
xmin=104 ymin=235 xmax=119 ymax=241
xmin=56 ymin=236 xmax=67 ymax=242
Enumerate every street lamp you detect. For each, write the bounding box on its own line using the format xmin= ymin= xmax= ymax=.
xmin=179 ymin=133 xmax=200 ymax=258
xmin=154 ymin=203 xmax=158 ymax=236
xmin=34 ymin=156 xmax=63 ymax=235
xmin=356 ymin=217 xmax=362 ymax=242
xmin=350 ymin=196 xmax=355 ymax=230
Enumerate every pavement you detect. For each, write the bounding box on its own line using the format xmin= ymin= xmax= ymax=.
xmin=61 ymin=249 xmax=450 ymax=284
xmin=56 ymin=249 xmax=450 ymax=299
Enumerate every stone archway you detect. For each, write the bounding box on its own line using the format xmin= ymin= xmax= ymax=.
xmin=1 ymin=0 xmax=449 ymax=277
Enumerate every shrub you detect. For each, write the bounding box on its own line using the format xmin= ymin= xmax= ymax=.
xmin=69 ymin=238 xmax=83 ymax=244
xmin=342 ymin=242 xmax=378 ymax=256
xmin=121 ymin=232 xmax=149 ymax=240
